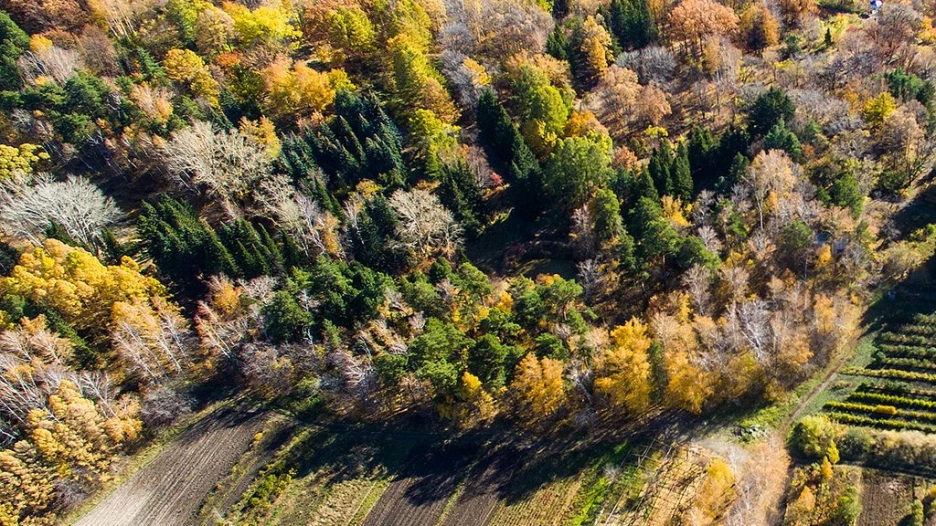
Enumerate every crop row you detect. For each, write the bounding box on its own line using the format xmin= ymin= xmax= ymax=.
xmin=912 ymin=313 xmax=936 ymax=325
xmin=874 ymin=357 xmax=936 ymax=373
xmin=855 ymin=381 xmax=936 ymax=400
xmin=847 ymin=391 xmax=936 ymax=411
xmin=892 ymin=323 xmax=936 ymax=337
xmin=878 ymin=332 xmax=935 ymax=347
xmin=826 ymin=412 xmax=936 ymax=433
xmin=845 ymin=368 xmax=936 ymax=384
xmin=826 ymin=401 xmax=936 ymax=425
xmin=878 ymin=344 xmax=936 ymax=361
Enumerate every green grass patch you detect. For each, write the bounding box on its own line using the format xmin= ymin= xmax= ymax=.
xmin=564 ymin=441 xmax=634 ymax=526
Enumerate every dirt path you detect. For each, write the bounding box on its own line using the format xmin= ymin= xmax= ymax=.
xmin=787 ymin=335 xmax=859 ymax=426
xmin=73 ymin=407 xmax=270 ymax=526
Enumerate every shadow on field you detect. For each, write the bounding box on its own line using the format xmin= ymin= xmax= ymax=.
xmin=398 ymin=441 xmax=480 ymax=504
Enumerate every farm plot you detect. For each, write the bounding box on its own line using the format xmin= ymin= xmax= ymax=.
xmin=441 ymin=448 xmax=519 ymax=526
xmin=362 ymin=441 xmax=480 ymax=526
xmin=857 ymin=470 xmax=918 ymax=526
xmin=484 ymin=474 xmax=584 ymax=526
xmin=253 ymin=425 xmax=422 ymax=526
xmin=74 ymin=407 xmax=270 ymax=526
xmin=596 ymin=445 xmax=707 ymax=526
xmin=823 ymin=310 xmax=936 ymax=434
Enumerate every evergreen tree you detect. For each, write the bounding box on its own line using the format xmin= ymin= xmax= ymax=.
xmin=439 ymin=162 xmax=487 ymax=238
xmin=672 ymin=142 xmax=693 ymax=200
xmin=630 ymin=197 xmax=680 ymax=264
xmin=283 ymin=90 xmax=405 ymax=193
xmin=617 ymin=226 xmax=638 ymax=273
xmin=831 ymin=173 xmax=864 ymax=218
xmin=648 ymin=142 xmax=674 ymax=197
xmin=716 ymin=153 xmax=750 ymax=194
xmin=44 ymin=221 xmax=84 ymax=250
xmin=591 ymin=188 xmax=624 ymax=243
xmin=476 ymin=90 xmax=543 ymax=215
xmin=349 ymin=194 xmax=408 ymax=273
xmin=546 ymin=26 xmax=570 ymax=62
xmin=476 ymin=90 xmax=539 ymax=183
xmin=632 ymin=167 xmax=660 ymax=204
xmin=553 ymin=0 xmax=570 ymax=18
xmin=138 ymin=197 xmax=238 ymax=294
xmin=0 ymin=12 xmax=28 ymax=92
xmin=748 ymin=87 xmax=795 ymax=136
xmin=263 ymin=290 xmax=313 ymax=344
xmin=0 ymin=239 xmax=19 ymax=276
xmin=715 ymin=125 xmax=751 ymax=178
xmin=218 ymin=220 xmax=286 ymax=279
xmin=688 ymin=126 xmax=716 ymax=186
xmin=609 ymin=0 xmax=657 ymax=50
xmin=764 ymin=121 xmax=802 ymax=160
xmin=544 ymin=136 xmax=613 ymax=210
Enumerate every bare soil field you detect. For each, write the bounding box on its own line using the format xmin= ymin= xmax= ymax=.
xmin=858 ymin=469 xmax=916 ymax=526
xmin=73 ymin=406 xmax=270 ymax=526
xmin=441 ymin=449 xmax=520 ymax=526
xmin=196 ymin=417 xmax=294 ymax=524
xmin=361 ymin=441 xmax=480 ymax=526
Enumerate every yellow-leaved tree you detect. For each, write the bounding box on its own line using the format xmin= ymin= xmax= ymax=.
xmin=453 ymin=371 xmax=496 ymax=428
xmin=1 ymin=240 xmax=166 ymax=334
xmin=594 ymin=318 xmax=653 ymax=414
xmin=0 ymin=240 xmax=196 ymax=385
xmin=261 ymin=57 xmax=353 ymax=122
xmin=510 ymin=353 xmax=566 ymax=425
xmin=163 ymin=48 xmax=220 ymax=105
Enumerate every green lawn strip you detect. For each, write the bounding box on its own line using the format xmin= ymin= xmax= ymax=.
xmin=563 ymin=441 xmax=633 ymax=526
xmin=736 ymin=334 xmax=876 ymax=435
xmin=350 ymin=478 xmax=391 ymax=526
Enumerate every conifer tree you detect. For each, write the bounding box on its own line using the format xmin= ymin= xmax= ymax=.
xmin=138 ymin=197 xmax=238 ymax=294
xmin=609 ymin=0 xmax=657 ymax=50
xmin=672 ymin=142 xmax=693 ymax=200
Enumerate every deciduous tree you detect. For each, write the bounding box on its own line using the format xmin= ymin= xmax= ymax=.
xmin=594 ymin=318 xmax=653 ymax=413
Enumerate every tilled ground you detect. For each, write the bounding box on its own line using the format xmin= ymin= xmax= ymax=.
xmin=74 ymin=407 xmax=270 ymax=526
xmin=361 ymin=441 xmax=480 ymax=526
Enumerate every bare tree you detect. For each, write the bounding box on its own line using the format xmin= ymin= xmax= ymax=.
xmin=571 ymin=204 xmax=597 ymax=256
xmin=239 ymin=344 xmax=296 ymax=399
xmin=18 ymin=44 xmax=82 ymax=85
xmin=441 ymin=50 xmax=490 ymax=108
xmin=577 ymin=259 xmax=603 ymax=301
xmin=162 ymin=121 xmax=272 ymax=216
xmin=140 ymin=386 xmax=190 ymax=429
xmin=111 ymin=300 xmax=196 ymax=386
xmin=255 ymin=173 xmax=342 ymax=258
xmin=683 ymin=264 xmax=713 ymax=315
xmin=0 ymin=174 xmax=121 ymax=248
xmin=388 ymin=188 xmax=462 ymax=258
xmin=441 ymin=0 xmax=553 ymax=63
xmin=617 ymin=46 xmax=676 ymax=84
xmin=738 ymin=150 xmax=797 ymax=231
xmin=736 ymin=299 xmax=771 ymax=363
xmin=589 ymin=65 xmax=641 ymax=135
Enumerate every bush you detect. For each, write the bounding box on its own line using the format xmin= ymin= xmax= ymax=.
xmin=839 ymin=427 xmax=873 ymax=460
xmin=873 ymin=405 xmax=898 ymax=416
xmin=790 ymin=415 xmax=839 ymax=459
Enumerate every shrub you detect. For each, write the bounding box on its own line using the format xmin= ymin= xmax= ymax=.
xmin=790 ymin=415 xmax=839 ymax=460
xmin=838 ymin=427 xmax=873 ymax=460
